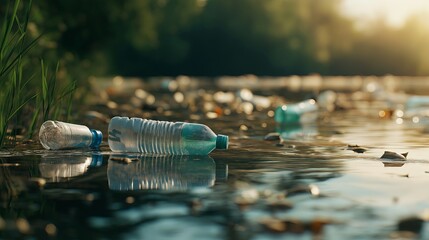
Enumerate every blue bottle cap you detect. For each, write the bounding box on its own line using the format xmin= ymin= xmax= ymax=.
xmin=216 ymin=135 xmax=229 ymax=150
xmin=90 ymin=129 xmax=103 ymax=148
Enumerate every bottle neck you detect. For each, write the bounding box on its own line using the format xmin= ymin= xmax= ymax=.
xmin=216 ymin=135 xmax=229 ymax=149
xmin=90 ymin=129 xmax=103 ymax=148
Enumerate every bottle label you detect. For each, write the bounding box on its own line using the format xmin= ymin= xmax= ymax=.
xmin=108 ymin=129 xmax=122 ymax=142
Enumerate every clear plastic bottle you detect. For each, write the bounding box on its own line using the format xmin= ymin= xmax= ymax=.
xmin=39 ymin=120 xmax=103 ymax=150
xmin=108 ymin=116 xmax=228 ymax=155
xmin=274 ymin=99 xmax=318 ymax=124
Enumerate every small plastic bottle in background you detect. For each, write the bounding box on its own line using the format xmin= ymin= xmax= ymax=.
xmin=274 ymin=99 xmax=318 ymax=124
xmin=404 ymin=95 xmax=429 ymax=117
xmin=39 ymin=120 xmax=103 ymax=150
xmin=396 ymin=95 xmax=429 ymax=125
xmin=108 ymin=116 xmax=228 ymax=155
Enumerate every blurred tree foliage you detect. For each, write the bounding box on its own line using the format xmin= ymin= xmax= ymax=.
xmin=183 ymin=0 xmax=355 ymax=76
xmin=12 ymin=0 xmax=429 ymax=78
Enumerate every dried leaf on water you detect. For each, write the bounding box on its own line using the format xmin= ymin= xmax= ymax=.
xmin=264 ymin=219 xmax=287 ymax=233
xmin=259 ymin=217 xmax=333 ymax=234
xmin=347 ymin=144 xmax=368 ymax=153
xmin=110 ymin=157 xmax=136 ymax=164
xmin=380 ymin=151 xmax=408 ymax=160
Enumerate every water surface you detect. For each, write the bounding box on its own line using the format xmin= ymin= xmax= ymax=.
xmin=1 ymin=86 xmax=429 ymax=240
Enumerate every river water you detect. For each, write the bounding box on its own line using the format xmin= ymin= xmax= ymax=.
xmin=1 ymin=77 xmax=429 ymax=239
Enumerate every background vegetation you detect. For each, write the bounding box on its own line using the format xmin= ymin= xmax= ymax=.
xmin=0 ymin=0 xmax=75 ymax=147
xmin=27 ymin=0 xmax=429 ymax=77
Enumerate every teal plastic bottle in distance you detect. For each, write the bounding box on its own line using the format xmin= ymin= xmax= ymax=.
xmin=274 ymin=99 xmax=318 ymax=124
xmin=404 ymin=95 xmax=429 ymax=117
xmin=108 ymin=116 xmax=229 ymax=155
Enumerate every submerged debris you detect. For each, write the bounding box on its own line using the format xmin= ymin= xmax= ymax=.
xmin=347 ymin=144 xmax=368 ymax=153
xmin=265 ymin=199 xmax=293 ymax=211
xmin=259 ymin=217 xmax=333 ymax=234
xmin=235 ymin=188 xmax=259 ymax=208
xmin=380 ymin=151 xmax=408 ymax=160
xmin=286 ymin=184 xmax=320 ymax=197
xmin=397 ymin=217 xmax=424 ymax=234
xmin=259 ymin=217 xmax=289 ymax=233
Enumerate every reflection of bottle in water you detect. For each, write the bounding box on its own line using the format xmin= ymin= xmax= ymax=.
xmin=108 ymin=116 xmax=228 ymax=155
xmin=215 ymin=159 xmax=228 ymax=182
xmin=382 ymin=161 xmax=405 ymax=168
xmin=39 ymin=154 xmax=103 ymax=182
xmin=39 ymin=120 xmax=103 ymax=150
xmin=276 ymin=124 xmax=318 ymax=140
xmin=274 ymin=99 xmax=318 ymax=124
xmin=107 ymin=155 xmax=217 ymax=191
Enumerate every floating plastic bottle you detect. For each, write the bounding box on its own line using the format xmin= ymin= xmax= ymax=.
xmin=39 ymin=120 xmax=103 ymax=150
xmin=107 ymin=155 xmax=216 ymax=191
xmin=274 ymin=99 xmax=318 ymax=124
xmin=108 ymin=116 xmax=228 ymax=155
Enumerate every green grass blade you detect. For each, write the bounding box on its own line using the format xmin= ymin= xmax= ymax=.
xmin=27 ymin=96 xmax=40 ymax=139
xmin=0 ymin=0 xmax=20 ymax=54
xmin=0 ymin=34 xmax=41 ymax=77
xmin=6 ymin=93 xmax=37 ymax=123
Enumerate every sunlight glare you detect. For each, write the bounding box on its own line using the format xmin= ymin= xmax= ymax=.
xmin=341 ymin=0 xmax=429 ymax=28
